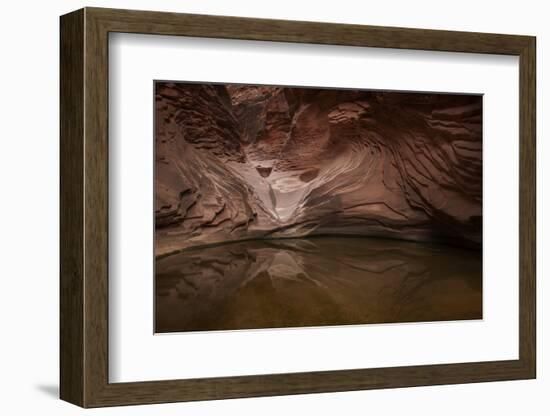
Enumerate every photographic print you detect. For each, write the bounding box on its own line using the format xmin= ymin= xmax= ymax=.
xmin=154 ymin=82 xmax=482 ymax=333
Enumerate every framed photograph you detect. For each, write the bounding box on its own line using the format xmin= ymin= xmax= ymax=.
xmin=60 ymin=7 xmax=536 ymax=407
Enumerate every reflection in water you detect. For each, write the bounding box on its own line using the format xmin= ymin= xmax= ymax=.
xmin=155 ymin=237 xmax=482 ymax=333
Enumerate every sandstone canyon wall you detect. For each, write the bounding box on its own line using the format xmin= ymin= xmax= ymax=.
xmin=155 ymin=82 xmax=482 ymax=257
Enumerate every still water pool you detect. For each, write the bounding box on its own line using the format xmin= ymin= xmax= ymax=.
xmin=155 ymin=237 xmax=482 ymax=333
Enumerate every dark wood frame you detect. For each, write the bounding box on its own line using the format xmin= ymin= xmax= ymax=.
xmin=60 ymin=7 xmax=536 ymax=408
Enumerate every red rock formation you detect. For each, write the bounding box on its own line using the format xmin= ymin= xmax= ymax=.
xmin=155 ymin=82 xmax=482 ymax=256
xmin=155 ymin=82 xmax=279 ymax=256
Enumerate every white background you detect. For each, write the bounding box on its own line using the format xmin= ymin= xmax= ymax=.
xmin=110 ymin=34 xmax=519 ymax=382
xmin=0 ymin=0 xmax=546 ymax=414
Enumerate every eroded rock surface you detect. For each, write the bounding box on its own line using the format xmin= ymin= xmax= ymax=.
xmin=155 ymin=83 xmax=482 ymax=256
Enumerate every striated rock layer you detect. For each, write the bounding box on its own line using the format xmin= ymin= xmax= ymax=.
xmin=155 ymin=82 xmax=482 ymax=256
